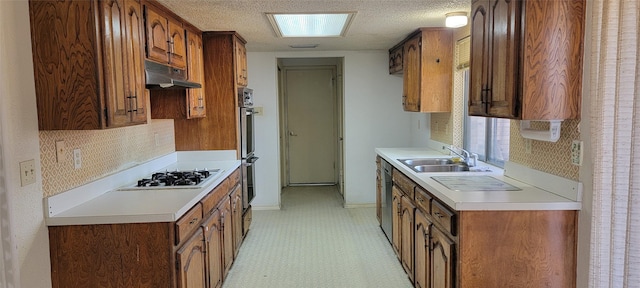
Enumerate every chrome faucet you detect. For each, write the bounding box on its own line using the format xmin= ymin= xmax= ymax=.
xmin=443 ymin=146 xmax=478 ymax=167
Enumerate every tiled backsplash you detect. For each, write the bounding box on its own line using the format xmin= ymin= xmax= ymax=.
xmin=509 ymin=119 xmax=580 ymax=180
xmin=40 ymin=119 xmax=175 ymax=197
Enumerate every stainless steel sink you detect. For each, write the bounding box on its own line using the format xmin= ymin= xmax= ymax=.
xmin=412 ymin=163 xmax=470 ymax=172
xmin=397 ymin=158 xmax=469 ymax=173
xmin=398 ymin=158 xmax=453 ymax=166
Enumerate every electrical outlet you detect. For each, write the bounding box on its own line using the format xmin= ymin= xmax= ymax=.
xmin=253 ymin=106 xmax=263 ymax=115
xmin=571 ymin=140 xmax=583 ymax=166
xmin=524 ymin=139 xmax=532 ymax=154
xmin=20 ymin=159 xmax=36 ymax=186
xmin=154 ymin=133 xmax=160 ymax=147
xmin=55 ymin=140 xmax=66 ymax=162
xmin=73 ymin=149 xmax=82 ymax=169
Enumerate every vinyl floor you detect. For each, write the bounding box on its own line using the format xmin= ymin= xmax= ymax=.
xmin=222 ymin=185 xmax=413 ymax=288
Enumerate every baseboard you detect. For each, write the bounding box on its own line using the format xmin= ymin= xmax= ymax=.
xmin=344 ymin=203 xmax=376 ymax=209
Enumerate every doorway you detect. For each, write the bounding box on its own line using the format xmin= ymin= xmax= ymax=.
xmin=278 ymin=58 xmax=344 ymax=195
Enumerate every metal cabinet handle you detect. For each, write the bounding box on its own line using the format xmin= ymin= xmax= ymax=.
xmin=189 ymin=217 xmax=199 ymax=225
xmin=289 ymin=131 xmax=298 ymax=136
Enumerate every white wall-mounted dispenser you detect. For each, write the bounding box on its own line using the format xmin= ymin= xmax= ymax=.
xmin=519 ymin=120 xmax=562 ymax=142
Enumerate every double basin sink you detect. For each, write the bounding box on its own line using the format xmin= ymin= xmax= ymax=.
xmin=398 ymin=158 xmax=470 ymax=173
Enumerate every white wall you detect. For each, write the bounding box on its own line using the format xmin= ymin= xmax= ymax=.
xmin=247 ymin=50 xmax=411 ymax=208
xmin=0 ymin=1 xmax=52 ymax=287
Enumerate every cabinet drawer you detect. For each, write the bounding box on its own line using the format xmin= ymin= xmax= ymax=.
xmin=243 ymin=206 xmax=252 ymax=236
xmin=175 ymin=203 xmax=203 ymax=245
xmin=414 ymin=187 xmax=432 ymax=215
xmin=201 ymin=179 xmax=229 ymax=216
xmin=431 ymin=201 xmax=456 ymax=236
xmin=392 ymin=169 xmax=415 ymax=199
xmin=228 ymin=168 xmax=241 ymax=188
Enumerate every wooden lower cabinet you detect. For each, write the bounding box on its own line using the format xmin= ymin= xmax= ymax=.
xmin=391 ymin=186 xmax=403 ymax=258
xmin=47 ymin=169 xmax=246 ymax=288
xmin=414 ymin=210 xmax=431 ymax=288
xmin=231 ymin=184 xmax=243 ymax=257
xmin=430 ymin=227 xmax=455 ymax=288
xmin=220 ymin=195 xmax=234 ymax=277
xmin=401 ymin=195 xmax=416 ymax=281
xmin=203 ymin=210 xmax=223 ymax=288
xmin=177 ymin=229 xmax=207 ymax=288
xmin=381 ymin=165 xmax=577 ymax=288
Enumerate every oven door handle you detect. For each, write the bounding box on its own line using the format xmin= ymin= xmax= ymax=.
xmin=247 ymin=156 xmax=259 ymax=164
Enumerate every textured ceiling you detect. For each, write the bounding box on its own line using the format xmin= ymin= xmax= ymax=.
xmin=156 ymin=0 xmax=470 ymax=52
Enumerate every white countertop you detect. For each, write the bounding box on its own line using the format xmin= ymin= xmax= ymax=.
xmin=45 ymin=151 xmax=241 ymax=226
xmin=376 ymin=148 xmax=581 ymax=211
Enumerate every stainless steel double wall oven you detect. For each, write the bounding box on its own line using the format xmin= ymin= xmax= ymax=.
xmin=239 ymin=88 xmax=257 ymax=211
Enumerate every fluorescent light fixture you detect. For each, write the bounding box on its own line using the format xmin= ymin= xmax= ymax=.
xmin=267 ymin=12 xmax=356 ymax=37
xmin=445 ymin=12 xmax=468 ymax=28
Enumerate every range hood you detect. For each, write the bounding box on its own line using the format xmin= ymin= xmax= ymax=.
xmin=144 ymin=60 xmax=201 ymax=89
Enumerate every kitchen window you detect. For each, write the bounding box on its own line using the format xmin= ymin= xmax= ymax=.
xmin=462 ymin=70 xmax=510 ymax=167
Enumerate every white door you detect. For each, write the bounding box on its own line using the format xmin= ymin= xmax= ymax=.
xmin=285 ymin=66 xmax=337 ymax=185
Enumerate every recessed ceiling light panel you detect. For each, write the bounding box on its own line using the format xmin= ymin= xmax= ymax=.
xmin=267 ymin=12 xmax=356 ymax=38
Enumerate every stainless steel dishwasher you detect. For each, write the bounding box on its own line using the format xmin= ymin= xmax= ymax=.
xmin=381 ymin=158 xmax=393 ymax=242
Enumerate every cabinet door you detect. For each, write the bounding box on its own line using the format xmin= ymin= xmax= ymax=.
xmin=469 ymin=0 xmax=490 ymax=116
xmin=235 ymin=37 xmax=248 ymax=86
xmin=401 ymin=195 xmax=415 ymax=282
xmin=145 ymin=7 xmax=170 ymax=64
xmin=101 ymin=0 xmax=131 ymax=127
xmin=203 ymin=210 xmax=223 ymax=288
xmin=124 ymin=0 xmax=147 ymax=124
xmin=414 ymin=210 xmax=431 ymax=288
xmin=391 ymin=186 xmax=403 ymax=258
xmin=389 ymin=45 xmax=403 ymax=74
xmin=186 ymin=30 xmax=206 ymax=119
xmin=403 ymin=35 xmax=421 ymax=112
xmin=101 ymin=0 xmax=147 ymax=127
xmin=420 ymin=29 xmax=453 ymax=113
xmin=431 ymin=227 xmax=455 ymax=288
xmin=220 ymin=197 xmax=234 ymax=277
xmin=168 ymin=17 xmax=187 ymax=69
xmin=231 ymin=184 xmax=243 ymax=258
xmin=176 ymin=228 xmax=207 ymax=288
xmin=376 ymin=161 xmax=382 ymax=225
xmin=487 ymin=0 xmax=521 ymax=118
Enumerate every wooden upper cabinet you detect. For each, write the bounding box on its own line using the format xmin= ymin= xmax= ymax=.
xmin=469 ymin=0 xmax=585 ymax=120
xmin=186 ymin=29 xmax=206 ymax=118
xmin=144 ymin=5 xmax=187 ymax=69
xmin=388 ymin=44 xmax=404 ymax=75
xmin=235 ymin=37 xmax=248 ymax=87
xmin=173 ymin=32 xmax=247 ymax=152
xmin=400 ymin=28 xmax=453 ymax=113
xmin=168 ymin=17 xmax=187 ymax=69
xmin=403 ymin=35 xmax=421 ymax=112
xmin=145 ymin=6 xmax=170 ymax=64
xmin=105 ymin=0 xmax=147 ymax=127
xmin=29 ymin=0 xmax=147 ymax=130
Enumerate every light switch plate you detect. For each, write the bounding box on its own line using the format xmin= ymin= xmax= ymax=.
xmin=571 ymin=140 xmax=583 ymax=166
xmin=55 ymin=140 xmax=66 ymax=162
xmin=20 ymin=159 xmax=36 ymax=186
